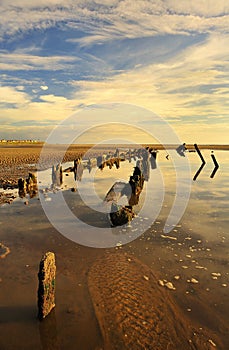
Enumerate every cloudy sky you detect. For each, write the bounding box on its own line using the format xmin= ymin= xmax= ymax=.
xmin=0 ymin=0 xmax=228 ymax=143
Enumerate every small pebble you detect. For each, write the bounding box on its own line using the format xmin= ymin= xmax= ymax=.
xmin=211 ymin=272 xmax=221 ymax=277
xmin=165 ymin=282 xmax=176 ymax=290
xmin=190 ymin=278 xmax=199 ymax=284
xmin=143 ymin=275 xmax=149 ymax=281
xmin=161 ymin=234 xmax=177 ymax=240
xmin=195 ymin=265 xmax=206 ymax=270
xmin=208 ymin=339 xmax=216 ymax=347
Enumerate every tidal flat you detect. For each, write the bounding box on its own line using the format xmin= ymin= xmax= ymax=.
xmin=0 ymin=144 xmax=228 ymax=350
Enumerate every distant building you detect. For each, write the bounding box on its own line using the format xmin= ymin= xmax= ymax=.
xmin=0 ymin=139 xmax=39 ymax=144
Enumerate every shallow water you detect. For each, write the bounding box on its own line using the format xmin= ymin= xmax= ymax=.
xmin=0 ymin=149 xmax=228 ymax=349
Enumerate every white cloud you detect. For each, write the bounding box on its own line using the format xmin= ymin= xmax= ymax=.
xmin=40 ymin=85 xmax=49 ymax=90
xmin=166 ymin=0 xmax=229 ymax=17
xmin=0 ymin=1 xmax=229 ymax=43
xmin=0 ymin=1 xmax=228 ymax=144
xmin=0 ymin=51 xmax=77 ymax=71
xmin=16 ymin=85 xmax=25 ymax=91
xmin=68 ymin=33 xmax=229 ymax=121
xmin=174 ymin=123 xmax=229 ymax=144
xmin=1 ymin=32 xmax=228 ymax=138
xmin=39 ymin=94 xmax=71 ymax=103
xmin=0 ymin=86 xmax=30 ymax=105
xmin=0 ymin=91 xmax=80 ymax=125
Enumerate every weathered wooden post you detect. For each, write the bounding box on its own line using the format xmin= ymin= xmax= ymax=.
xmin=52 ymin=164 xmax=63 ymax=186
xmin=73 ymin=157 xmax=82 ymax=180
xmin=37 ymin=252 xmax=56 ymax=320
xmin=149 ymin=149 xmax=158 ymax=170
xmin=28 ymin=172 xmax=37 ymax=183
xmin=18 ymin=178 xmax=26 ymax=190
xmin=52 ymin=165 xmax=57 ymax=184
xmin=114 ymin=148 xmax=120 ymax=158
xmin=56 ymin=164 xmax=63 ymax=185
xmin=97 ymin=155 xmax=106 ymax=170
xmin=18 ymin=178 xmax=26 ymax=198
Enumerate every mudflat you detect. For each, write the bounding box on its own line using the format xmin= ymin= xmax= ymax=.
xmin=0 ymin=143 xmax=228 ymax=349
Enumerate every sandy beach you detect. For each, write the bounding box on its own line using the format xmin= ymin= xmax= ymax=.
xmin=0 ymin=143 xmax=228 ymax=349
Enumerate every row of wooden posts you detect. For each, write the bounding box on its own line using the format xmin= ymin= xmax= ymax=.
xmin=37 ymin=148 xmax=158 ymax=320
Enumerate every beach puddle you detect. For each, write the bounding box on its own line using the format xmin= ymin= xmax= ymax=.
xmin=0 ymin=149 xmax=228 ymax=349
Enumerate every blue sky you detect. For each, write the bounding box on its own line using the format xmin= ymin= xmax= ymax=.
xmin=0 ymin=0 xmax=228 ymax=143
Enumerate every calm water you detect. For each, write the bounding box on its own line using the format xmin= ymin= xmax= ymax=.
xmin=0 ymin=149 xmax=228 ymax=349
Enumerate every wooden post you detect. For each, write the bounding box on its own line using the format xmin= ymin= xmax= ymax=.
xmin=18 ymin=178 xmax=26 ymax=198
xmin=18 ymin=178 xmax=26 ymax=190
xmin=52 ymin=164 xmax=63 ymax=186
xmin=37 ymin=252 xmax=56 ymax=320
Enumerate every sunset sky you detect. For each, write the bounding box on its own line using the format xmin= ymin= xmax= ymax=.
xmin=0 ymin=0 xmax=228 ymax=144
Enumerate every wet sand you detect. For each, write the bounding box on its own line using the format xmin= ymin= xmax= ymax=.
xmin=1 ymin=206 xmax=228 ymax=349
xmin=0 ymin=194 xmax=228 ymax=349
xmin=0 ymin=143 xmax=90 ymax=187
xmin=88 ymin=251 xmax=220 ymax=350
xmin=0 ymin=144 xmax=229 ymax=349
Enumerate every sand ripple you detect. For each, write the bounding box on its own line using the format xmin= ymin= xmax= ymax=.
xmin=88 ymin=251 xmax=217 ymax=350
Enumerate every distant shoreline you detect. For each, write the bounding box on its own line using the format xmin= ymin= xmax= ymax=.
xmin=0 ymin=142 xmax=228 ymax=188
xmin=0 ymin=142 xmax=229 ymax=150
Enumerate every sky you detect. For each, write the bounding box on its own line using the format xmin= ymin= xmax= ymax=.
xmin=0 ymin=0 xmax=228 ymax=144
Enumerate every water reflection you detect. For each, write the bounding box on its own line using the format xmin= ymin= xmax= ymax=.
xmin=0 ymin=148 xmax=229 ymax=349
xmin=39 ymin=311 xmax=60 ymax=350
xmin=105 ymin=164 xmax=145 ymax=226
xmin=86 ymin=148 xmax=157 ymax=226
xmin=1 ymin=147 xmax=228 ymax=244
